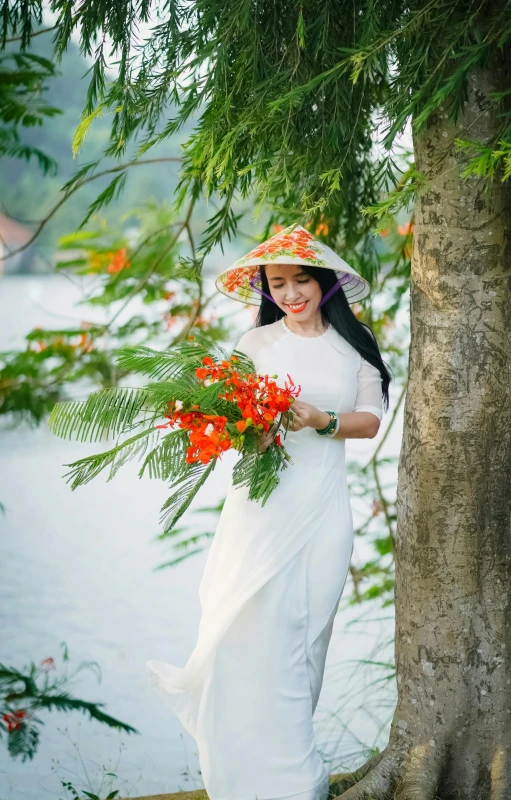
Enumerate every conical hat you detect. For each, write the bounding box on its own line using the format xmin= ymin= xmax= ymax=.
xmin=215 ymin=223 xmax=371 ymax=306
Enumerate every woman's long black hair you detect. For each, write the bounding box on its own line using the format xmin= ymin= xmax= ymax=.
xmin=253 ymin=264 xmax=392 ymax=413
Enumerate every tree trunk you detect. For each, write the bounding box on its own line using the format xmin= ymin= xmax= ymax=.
xmin=337 ymin=53 xmax=511 ymax=800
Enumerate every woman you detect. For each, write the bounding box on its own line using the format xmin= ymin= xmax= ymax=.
xmin=147 ymin=224 xmax=391 ymax=800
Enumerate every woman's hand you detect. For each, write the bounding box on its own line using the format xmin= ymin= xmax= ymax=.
xmin=257 ymin=421 xmax=280 ymax=453
xmin=282 ymin=400 xmax=330 ymax=432
xmin=257 ymin=402 xmax=331 ymax=452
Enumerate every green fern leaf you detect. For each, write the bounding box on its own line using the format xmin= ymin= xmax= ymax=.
xmin=115 ymin=334 xmax=230 ymax=380
xmin=37 ymin=694 xmax=138 ymax=733
xmin=160 ymin=459 xmax=217 ymax=532
xmin=62 ymin=429 xmax=154 ymax=489
xmin=139 ymin=428 xmax=190 ymax=481
xmin=49 ymin=388 xmax=149 ymax=442
xmin=144 ymin=375 xmax=201 ymax=411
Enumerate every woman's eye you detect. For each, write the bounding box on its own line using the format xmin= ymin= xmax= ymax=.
xmin=274 ymin=280 xmax=309 ymax=288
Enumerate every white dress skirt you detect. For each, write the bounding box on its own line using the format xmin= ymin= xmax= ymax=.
xmin=146 ymin=316 xmax=384 ymax=800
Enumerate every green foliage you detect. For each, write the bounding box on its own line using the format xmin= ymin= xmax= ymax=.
xmin=232 ymin=444 xmax=289 ymax=507
xmin=160 ymin=459 xmax=217 ymax=533
xmin=454 ymin=136 xmax=511 ymax=183
xmin=48 ymin=387 xmax=149 ymax=442
xmin=0 ymin=643 xmax=138 ymax=763
xmin=61 ymin=781 xmax=119 ymax=800
xmin=139 ymin=428 xmax=191 ymax=480
xmin=0 ymin=50 xmax=61 ymax=172
xmin=0 ymin=26 xmax=204 ymax=258
xmin=3 ymin=0 xmax=510 ymax=262
xmin=0 ymin=203 xmax=235 ymax=425
xmin=5 ymin=720 xmax=40 ymax=761
xmin=60 ymin=428 xmax=157 ymax=490
xmin=49 ymin=335 xmax=294 ymax=531
xmin=115 ymin=336 xmax=226 ymax=382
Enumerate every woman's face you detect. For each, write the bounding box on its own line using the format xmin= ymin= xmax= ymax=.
xmin=264 ymin=264 xmax=323 ymax=319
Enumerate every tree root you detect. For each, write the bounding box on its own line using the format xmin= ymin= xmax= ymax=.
xmin=328 ymin=752 xmax=386 ymax=795
xmin=329 ymin=739 xmax=451 ymax=800
xmin=393 ymin=743 xmax=442 ymax=800
xmin=330 ymin=748 xmax=400 ymax=799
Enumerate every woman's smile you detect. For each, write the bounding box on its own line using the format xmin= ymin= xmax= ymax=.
xmin=286 ymin=301 xmax=308 ymax=313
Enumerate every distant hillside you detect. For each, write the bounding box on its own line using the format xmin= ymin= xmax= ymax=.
xmin=1 ymin=28 xmax=252 ymax=273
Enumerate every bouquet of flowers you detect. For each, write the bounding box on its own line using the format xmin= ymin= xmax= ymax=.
xmin=48 ymin=331 xmax=301 ymax=533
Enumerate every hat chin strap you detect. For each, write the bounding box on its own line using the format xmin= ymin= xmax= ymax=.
xmin=249 ymin=272 xmax=353 ymax=306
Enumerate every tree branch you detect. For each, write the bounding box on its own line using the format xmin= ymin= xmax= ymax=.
xmin=1 ymin=157 xmax=182 ymax=261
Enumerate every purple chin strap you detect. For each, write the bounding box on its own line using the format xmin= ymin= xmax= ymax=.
xmin=249 ymin=270 xmax=353 ymax=305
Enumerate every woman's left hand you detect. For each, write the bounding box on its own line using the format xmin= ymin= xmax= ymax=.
xmin=282 ymin=400 xmax=329 ymax=432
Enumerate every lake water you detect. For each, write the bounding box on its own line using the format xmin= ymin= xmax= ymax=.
xmin=0 ymin=275 xmax=403 ymax=799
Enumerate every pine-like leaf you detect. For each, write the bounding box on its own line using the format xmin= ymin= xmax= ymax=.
xmin=115 ymin=334 xmax=229 ymax=380
xmin=249 ymin=447 xmax=281 ymax=506
xmin=48 ymin=388 xmax=149 ymax=442
xmin=115 ymin=345 xmax=192 ymax=380
xmin=139 ymin=428 xmax=190 ymax=481
xmin=160 ymin=459 xmax=217 ymax=532
xmin=107 ymin=428 xmax=158 ymax=481
xmin=233 ymin=447 xmax=281 ymax=506
xmin=231 ymin=349 xmax=257 ymax=373
xmin=232 ymin=451 xmax=258 ymax=486
xmin=62 ymin=429 xmax=154 ymax=489
xmin=144 ymin=375 xmax=201 ymax=412
xmin=145 ymin=377 xmax=237 ymax=419
xmin=6 ymin=723 xmax=39 ymax=762
xmin=37 ymin=693 xmax=138 ymax=733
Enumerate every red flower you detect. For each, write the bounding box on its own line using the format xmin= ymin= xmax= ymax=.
xmin=155 ymin=353 xmax=301 ymax=464
xmin=3 ymin=710 xmax=27 ymax=732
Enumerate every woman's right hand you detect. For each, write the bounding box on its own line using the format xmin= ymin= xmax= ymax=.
xmin=257 ymin=421 xmax=279 ymax=453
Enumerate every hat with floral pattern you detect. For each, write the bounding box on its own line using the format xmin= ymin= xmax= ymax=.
xmin=215 ymin=223 xmax=371 ymax=306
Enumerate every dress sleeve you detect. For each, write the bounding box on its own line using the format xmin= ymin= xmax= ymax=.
xmin=353 ymin=356 xmax=383 ymax=420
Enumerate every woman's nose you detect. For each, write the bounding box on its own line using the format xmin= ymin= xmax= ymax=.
xmin=284 ymin=287 xmax=303 ymax=302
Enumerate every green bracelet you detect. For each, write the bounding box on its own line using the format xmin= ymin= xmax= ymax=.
xmin=315 ymin=411 xmax=337 ymax=435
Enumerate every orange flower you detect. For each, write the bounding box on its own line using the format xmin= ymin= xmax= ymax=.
xmin=107 ymin=248 xmax=130 ymax=273
xmin=157 ymin=355 xmax=301 ymax=464
xmin=398 ymin=221 xmax=414 ymax=236
xmin=77 ymin=332 xmax=94 ymax=352
xmin=314 ymin=216 xmax=329 ymax=236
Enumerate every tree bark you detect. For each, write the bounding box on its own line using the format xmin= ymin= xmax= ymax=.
xmin=337 ymin=50 xmax=511 ymax=800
